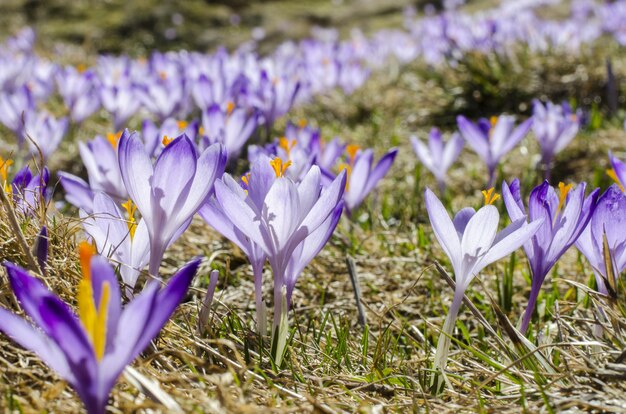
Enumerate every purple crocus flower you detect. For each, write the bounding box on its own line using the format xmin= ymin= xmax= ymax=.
xmin=56 ymin=66 xmax=101 ymax=123
xmin=532 ymin=100 xmax=580 ymax=180
xmin=341 ymin=146 xmax=398 ymax=213
xmin=213 ymin=155 xmax=345 ymax=364
xmin=457 ymin=115 xmax=533 ymax=187
xmin=118 ymin=130 xmax=226 ymax=276
xmin=0 ymin=85 xmax=33 ymax=138
xmin=200 ymin=103 xmax=258 ymax=162
xmin=81 ymin=192 xmax=150 ymax=296
xmin=254 ymin=70 xmax=300 ymax=135
xmin=22 ymin=111 xmax=68 ymax=159
xmin=502 ymin=179 xmax=599 ymax=333
xmin=0 ymin=245 xmax=200 ymax=414
xmin=576 ymin=184 xmax=626 ymax=296
xmin=11 ymin=165 xmax=50 ymax=215
xmin=100 ymin=84 xmax=142 ymax=131
xmin=425 ymin=187 xmax=542 ymax=388
xmin=59 ymin=133 xmax=128 ymax=212
xmin=142 ymin=118 xmax=199 ymax=158
xmin=411 ymin=127 xmax=464 ymax=194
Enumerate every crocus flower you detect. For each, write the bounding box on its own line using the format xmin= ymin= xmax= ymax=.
xmin=200 ymin=103 xmax=258 ymax=162
xmin=411 ymin=127 xmax=464 ymax=194
xmin=502 ymin=179 xmax=598 ymax=333
xmin=0 ymin=85 xmax=33 ymax=137
xmin=118 ymin=130 xmax=226 ymax=276
xmin=59 ymin=133 xmax=128 ymax=212
xmin=11 ymin=164 xmax=50 ymax=215
xmin=142 ymin=118 xmax=199 ymax=158
xmin=213 ymin=155 xmax=345 ymax=364
xmin=22 ymin=111 xmax=69 ymax=159
xmin=81 ymin=192 xmax=150 ymax=296
xmin=341 ymin=146 xmax=398 ymax=213
xmin=56 ymin=66 xmax=101 ymax=123
xmin=532 ymin=100 xmax=580 ymax=180
xmin=575 ymin=184 xmax=626 ymax=296
xmin=457 ymin=115 xmax=533 ymax=187
xmin=100 ymin=84 xmax=142 ymax=131
xmin=0 ymin=244 xmax=200 ymax=414
xmin=425 ymin=188 xmax=542 ymax=388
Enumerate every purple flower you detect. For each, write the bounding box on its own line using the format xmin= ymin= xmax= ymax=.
xmin=502 ymin=179 xmax=598 ymax=333
xmin=142 ymin=118 xmax=199 ymax=158
xmin=213 ymin=156 xmax=345 ymax=364
xmin=457 ymin=115 xmax=532 ymax=187
xmin=411 ymin=127 xmax=464 ymax=194
xmin=254 ymin=70 xmax=300 ymax=135
xmin=118 ymin=130 xmax=226 ymax=275
xmin=100 ymin=84 xmax=142 ymax=131
xmin=532 ymin=100 xmax=580 ymax=179
xmin=57 ymin=66 xmax=101 ymax=123
xmin=22 ymin=111 xmax=68 ymax=159
xmin=59 ymin=133 xmax=128 ymax=212
xmin=0 ymin=245 xmax=199 ymax=414
xmin=81 ymin=193 xmax=150 ymax=295
xmin=341 ymin=146 xmax=398 ymax=213
xmin=0 ymin=86 xmax=33 ymax=137
xmin=200 ymin=103 xmax=258 ymax=162
xmin=576 ymin=184 xmax=626 ymax=296
xmin=425 ymin=187 xmax=542 ymax=387
xmin=11 ymin=165 xmax=50 ymax=215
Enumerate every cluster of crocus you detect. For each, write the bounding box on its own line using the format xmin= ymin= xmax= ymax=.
xmin=0 ymin=243 xmax=200 ymax=414
xmin=425 ymin=188 xmax=543 ymax=389
xmin=204 ymin=154 xmax=346 ymax=364
xmin=0 ymin=0 xmax=623 ymax=163
xmin=250 ymin=121 xmax=397 ymax=214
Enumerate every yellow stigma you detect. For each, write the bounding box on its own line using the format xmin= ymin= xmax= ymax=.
xmin=226 ymin=101 xmax=235 ymax=115
xmin=106 ymin=132 xmax=122 ymax=149
xmin=199 ymin=126 xmax=205 ymax=136
xmin=159 ymin=71 xmax=167 ymax=81
xmin=557 ymin=182 xmax=573 ymax=213
xmin=177 ymin=120 xmax=188 ymax=130
xmin=241 ymin=173 xmax=250 ymax=186
xmin=121 ymin=199 xmax=137 ymax=239
xmin=162 ymin=135 xmax=174 ymax=146
xmin=279 ymin=137 xmax=296 ymax=155
xmin=339 ymin=163 xmax=352 ymax=190
xmin=607 ymin=168 xmax=625 ymax=192
xmin=77 ymin=241 xmax=110 ymax=361
xmin=0 ymin=156 xmax=13 ymax=194
xmin=346 ymin=144 xmax=360 ymax=161
xmin=270 ymin=158 xmax=292 ymax=178
xmin=76 ymin=63 xmax=87 ymax=73
xmin=482 ymin=188 xmax=500 ymax=205
xmin=489 ymin=116 xmax=498 ymax=128
xmin=298 ymin=119 xmax=308 ymax=129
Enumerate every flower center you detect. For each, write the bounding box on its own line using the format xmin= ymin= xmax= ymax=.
xmin=177 ymin=120 xmax=188 ymax=130
xmin=278 ymin=137 xmax=296 ymax=155
xmin=270 ymin=158 xmax=292 ymax=177
xmin=121 ymin=199 xmax=137 ymax=239
xmin=106 ymin=132 xmax=122 ymax=149
xmin=226 ymin=101 xmax=235 ymax=115
xmin=162 ymin=135 xmax=174 ymax=146
xmin=77 ymin=242 xmax=110 ymax=362
xmin=0 ymin=156 xmax=13 ymax=195
xmin=482 ymin=187 xmax=500 ymax=205
xmin=556 ymin=182 xmax=573 ymax=214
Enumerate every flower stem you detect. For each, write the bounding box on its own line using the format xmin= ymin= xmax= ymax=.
xmin=432 ymin=288 xmax=464 ymax=391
